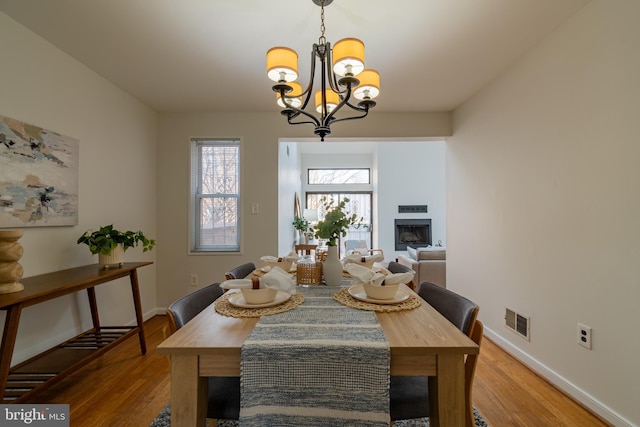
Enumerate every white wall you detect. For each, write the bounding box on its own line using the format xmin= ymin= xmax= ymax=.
xmin=277 ymin=142 xmax=302 ymax=256
xmin=281 ymin=141 xmax=445 ymax=260
xmin=156 ymin=113 xmax=451 ymax=307
xmin=448 ymin=1 xmax=639 ymax=425
xmin=377 ymin=141 xmax=446 ymax=260
xmin=0 ymin=12 xmax=158 ymax=364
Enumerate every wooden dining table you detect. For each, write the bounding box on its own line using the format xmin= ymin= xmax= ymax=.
xmin=156 ymin=284 xmax=478 ymax=427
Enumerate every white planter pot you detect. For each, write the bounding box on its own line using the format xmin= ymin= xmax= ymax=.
xmin=99 ymin=244 xmax=124 ymax=268
xmin=323 ymin=245 xmax=342 ymax=286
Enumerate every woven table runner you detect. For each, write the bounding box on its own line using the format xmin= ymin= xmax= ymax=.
xmin=240 ymin=287 xmax=390 ymax=426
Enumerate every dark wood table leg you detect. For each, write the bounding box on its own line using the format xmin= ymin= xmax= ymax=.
xmin=86 ymin=287 xmax=100 ymax=330
xmin=129 ymin=269 xmax=147 ymax=355
xmin=0 ymin=305 xmax=23 ymax=402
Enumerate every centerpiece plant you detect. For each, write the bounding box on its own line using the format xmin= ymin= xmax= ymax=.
xmin=312 ymin=197 xmax=362 ymax=247
xmin=312 ymin=197 xmax=362 ymax=286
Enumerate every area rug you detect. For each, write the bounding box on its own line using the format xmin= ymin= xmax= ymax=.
xmin=149 ymin=404 xmax=490 ymax=426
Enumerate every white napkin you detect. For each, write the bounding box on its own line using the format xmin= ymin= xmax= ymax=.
xmin=343 ymin=250 xmax=385 ymax=266
xmin=344 ymin=264 xmax=385 ymax=286
xmin=381 ymin=271 xmax=414 ymax=286
xmin=260 ymin=266 xmax=297 ymax=294
xmin=220 ymin=267 xmax=297 ymax=294
xmin=219 ymin=279 xmax=253 ymax=290
xmin=345 ymin=263 xmax=414 ymax=287
xmin=260 ymin=251 xmax=299 ymax=263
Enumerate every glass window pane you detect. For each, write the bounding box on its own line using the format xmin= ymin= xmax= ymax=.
xmin=308 ymin=168 xmax=370 ymax=184
xmin=306 ymin=192 xmax=372 ymax=257
xmin=200 ymin=145 xmax=239 ymax=194
xmin=191 ymin=139 xmax=240 ymax=252
xmin=198 ymin=197 xmax=238 ymax=246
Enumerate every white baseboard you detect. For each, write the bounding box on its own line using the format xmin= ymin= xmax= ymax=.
xmin=126 ymin=307 xmax=167 ymax=326
xmin=483 ymin=326 xmax=635 ymax=427
xmin=147 ymin=307 xmax=167 ymax=318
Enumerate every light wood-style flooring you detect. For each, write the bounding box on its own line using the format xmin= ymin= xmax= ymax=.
xmin=23 ymin=315 xmax=610 ymax=426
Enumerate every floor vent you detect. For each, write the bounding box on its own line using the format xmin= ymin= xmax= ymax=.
xmin=505 ymin=308 xmax=530 ymax=340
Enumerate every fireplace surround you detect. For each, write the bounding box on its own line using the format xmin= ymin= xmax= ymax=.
xmin=394 ymin=219 xmax=431 ymax=251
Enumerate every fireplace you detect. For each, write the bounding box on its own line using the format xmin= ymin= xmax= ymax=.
xmin=395 ymin=219 xmax=431 ymax=251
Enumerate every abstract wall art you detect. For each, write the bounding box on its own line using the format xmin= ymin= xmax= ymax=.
xmin=0 ymin=114 xmax=79 ymax=227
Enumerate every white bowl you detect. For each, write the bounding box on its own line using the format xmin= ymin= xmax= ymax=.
xmin=362 ymin=283 xmax=399 ymax=300
xmin=241 ymin=288 xmax=278 ymax=305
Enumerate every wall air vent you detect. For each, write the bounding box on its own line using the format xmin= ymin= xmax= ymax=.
xmin=398 ymin=205 xmax=428 ymax=214
xmin=505 ymin=308 xmax=530 ymax=340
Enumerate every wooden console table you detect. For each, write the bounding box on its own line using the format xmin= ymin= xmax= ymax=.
xmin=0 ymin=262 xmax=152 ymax=403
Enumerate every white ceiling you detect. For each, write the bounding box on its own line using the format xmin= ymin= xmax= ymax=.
xmin=0 ymin=0 xmax=590 ymax=114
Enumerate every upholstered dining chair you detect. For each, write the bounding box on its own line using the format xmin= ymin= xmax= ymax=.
xmin=166 ymin=283 xmax=240 ymax=423
xmin=224 ymin=262 xmax=256 ymax=280
xmin=418 ymin=281 xmax=479 ymax=335
xmin=389 ymin=282 xmax=480 ymax=426
xmin=389 ymin=320 xmax=484 ymax=426
xmin=386 ymin=261 xmax=416 ymax=291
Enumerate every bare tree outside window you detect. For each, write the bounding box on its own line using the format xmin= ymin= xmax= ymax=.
xmin=308 ymin=168 xmax=370 ymax=184
xmin=191 ymin=139 xmax=240 ymax=251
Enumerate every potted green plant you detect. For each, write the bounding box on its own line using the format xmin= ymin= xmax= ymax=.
xmin=312 ymin=198 xmax=362 ymax=286
xmin=312 ymin=197 xmax=362 ymax=247
xmin=292 ymin=216 xmax=309 ymax=243
xmin=77 ymin=224 xmax=156 ymax=268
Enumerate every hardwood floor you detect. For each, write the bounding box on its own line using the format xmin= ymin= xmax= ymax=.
xmin=22 ymin=315 xmax=609 ymax=426
xmin=473 ymin=337 xmax=610 ymax=426
xmin=23 ymin=315 xmax=171 ymax=427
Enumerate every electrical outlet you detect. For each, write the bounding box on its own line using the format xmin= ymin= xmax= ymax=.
xmin=190 ymin=274 xmax=198 ymax=287
xmin=578 ymin=323 xmax=592 ymax=349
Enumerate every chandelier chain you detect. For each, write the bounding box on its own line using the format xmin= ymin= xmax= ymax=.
xmin=319 ymin=0 xmax=326 ymax=44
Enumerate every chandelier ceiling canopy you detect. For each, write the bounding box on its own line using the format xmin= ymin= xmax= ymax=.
xmin=266 ymin=0 xmax=380 ymax=141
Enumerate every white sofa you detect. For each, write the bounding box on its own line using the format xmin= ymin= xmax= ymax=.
xmin=397 ymin=246 xmax=446 ymax=288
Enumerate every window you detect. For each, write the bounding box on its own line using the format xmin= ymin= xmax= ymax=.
xmin=306 ymin=192 xmax=372 ymax=257
xmin=308 ymin=168 xmax=370 ymax=184
xmin=190 ymin=138 xmax=240 ymax=252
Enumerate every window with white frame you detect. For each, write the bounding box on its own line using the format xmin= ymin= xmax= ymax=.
xmin=308 ymin=168 xmax=370 ymax=184
xmin=190 ymin=138 xmax=240 ymax=252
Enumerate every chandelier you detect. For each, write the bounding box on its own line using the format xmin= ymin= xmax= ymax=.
xmin=266 ymin=0 xmax=380 ymax=141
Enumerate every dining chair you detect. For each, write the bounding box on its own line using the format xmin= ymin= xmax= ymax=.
xmin=417 ymin=281 xmax=479 ymax=336
xmin=389 ymin=282 xmax=480 ymax=425
xmin=344 ymin=239 xmax=368 ymax=254
xmin=224 ymin=262 xmax=256 ymax=280
xmin=386 ymin=261 xmax=416 ymax=291
xmin=344 ymin=240 xmax=385 ymax=258
xmin=389 ymin=320 xmax=484 ymax=426
xmin=165 ymin=283 xmax=240 ymax=423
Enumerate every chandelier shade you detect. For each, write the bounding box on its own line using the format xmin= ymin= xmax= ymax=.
xmin=353 ymin=69 xmax=380 ymax=100
xmin=266 ymin=0 xmax=379 ymax=141
xmin=266 ymin=47 xmax=299 ymax=83
xmin=277 ymin=81 xmax=303 ymax=108
xmin=332 ymin=38 xmax=365 ymax=77
xmin=315 ymin=89 xmax=340 ymax=114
